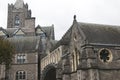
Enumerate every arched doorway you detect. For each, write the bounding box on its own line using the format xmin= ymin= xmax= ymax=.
xmin=44 ymin=67 xmax=56 ymax=80
xmin=42 ymin=64 xmax=57 ymax=80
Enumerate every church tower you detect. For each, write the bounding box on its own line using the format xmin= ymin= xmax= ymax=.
xmin=7 ymin=0 xmax=35 ymax=35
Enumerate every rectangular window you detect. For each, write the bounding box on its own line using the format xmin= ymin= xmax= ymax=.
xmin=16 ymin=71 xmax=26 ymax=80
xmin=17 ymin=54 xmax=26 ymax=64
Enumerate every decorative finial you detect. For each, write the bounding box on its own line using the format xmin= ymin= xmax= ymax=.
xmin=74 ymin=15 xmax=76 ymax=21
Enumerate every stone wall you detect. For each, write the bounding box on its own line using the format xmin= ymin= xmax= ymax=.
xmin=9 ymin=52 xmax=38 ymax=80
xmin=99 ymin=70 xmax=120 ymax=80
xmin=25 ymin=18 xmax=35 ymax=29
xmin=71 ymin=72 xmax=77 ymax=80
xmin=0 ymin=65 xmax=5 ymax=80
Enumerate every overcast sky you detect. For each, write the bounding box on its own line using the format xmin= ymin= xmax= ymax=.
xmin=0 ymin=0 xmax=120 ymax=40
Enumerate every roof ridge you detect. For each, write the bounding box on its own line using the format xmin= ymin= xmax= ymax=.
xmin=79 ymin=22 xmax=120 ymax=28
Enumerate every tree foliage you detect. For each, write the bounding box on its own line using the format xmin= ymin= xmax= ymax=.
xmin=0 ymin=38 xmax=15 ymax=70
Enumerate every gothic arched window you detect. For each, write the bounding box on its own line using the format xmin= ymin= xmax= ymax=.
xmin=72 ymin=52 xmax=77 ymax=71
xmin=75 ymin=48 xmax=80 ymax=66
xmin=15 ymin=15 xmax=20 ymax=27
xmin=16 ymin=71 xmax=26 ymax=80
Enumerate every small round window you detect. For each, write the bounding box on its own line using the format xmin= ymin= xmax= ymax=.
xmin=99 ymin=48 xmax=113 ymax=63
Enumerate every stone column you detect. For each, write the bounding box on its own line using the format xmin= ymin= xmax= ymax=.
xmin=62 ymin=54 xmax=71 ymax=80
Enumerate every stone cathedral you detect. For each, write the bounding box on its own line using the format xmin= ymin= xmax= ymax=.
xmin=1 ymin=0 xmax=120 ymax=80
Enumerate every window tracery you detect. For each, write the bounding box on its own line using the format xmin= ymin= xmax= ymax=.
xmin=16 ymin=71 xmax=26 ymax=80
xmin=15 ymin=15 xmax=20 ymax=27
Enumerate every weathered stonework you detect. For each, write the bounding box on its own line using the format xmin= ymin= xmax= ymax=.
xmin=41 ymin=17 xmax=120 ymax=80
xmin=1 ymin=0 xmax=120 ymax=80
xmin=0 ymin=0 xmax=55 ymax=80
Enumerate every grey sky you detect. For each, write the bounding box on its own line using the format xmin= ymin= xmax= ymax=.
xmin=0 ymin=0 xmax=120 ymax=40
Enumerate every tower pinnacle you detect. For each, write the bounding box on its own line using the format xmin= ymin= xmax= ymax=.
xmin=14 ymin=0 xmax=24 ymax=9
xmin=74 ymin=15 xmax=76 ymax=21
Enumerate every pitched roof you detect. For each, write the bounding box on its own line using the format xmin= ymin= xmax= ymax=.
xmin=8 ymin=36 xmax=40 ymax=53
xmin=35 ymin=25 xmax=55 ymax=40
xmin=50 ymin=26 xmax=72 ymax=51
xmin=0 ymin=27 xmax=9 ymax=37
xmin=78 ymin=22 xmax=120 ymax=45
xmin=0 ymin=27 xmax=7 ymax=35
xmin=50 ymin=21 xmax=120 ymax=52
xmin=6 ymin=28 xmax=35 ymax=37
xmin=12 ymin=28 xmax=25 ymax=36
xmin=6 ymin=28 xmax=17 ymax=37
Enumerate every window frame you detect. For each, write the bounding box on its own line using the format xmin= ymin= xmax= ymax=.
xmin=16 ymin=54 xmax=27 ymax=64
xmin=16 ymin=71 xmax=26 ymax=80
xmin=15 ymin=15 xmax=20 ymax=27
xmin=98 ymin=48 xmax=113 ymax=63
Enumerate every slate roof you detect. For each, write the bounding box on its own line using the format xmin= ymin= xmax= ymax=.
xmin=0 ymin=27 xmax=7 ymax=34
xmin=50 ymin=26 xmax=72 ymax=51
xmin=10 ymin=28 xmax=25 ymax=37
xmin=0 ymin=27 xmax=9 ymax=37
xmin=49 ymin=40 xmax=58 ymax=51
xmin=6 ymin=28 xmax=18 ymax=37
xmin=50 ymin=21 xmax=120 ymax=52
xmin=35 ymin=25 xmax=55 ymax=40
xmin=6 ymin=28 xmax=35 ymax=37
xmin=78 ymin=22 xmax=120 ymax=45
xmin=8 ymin=36 xmax=40 ymax=53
